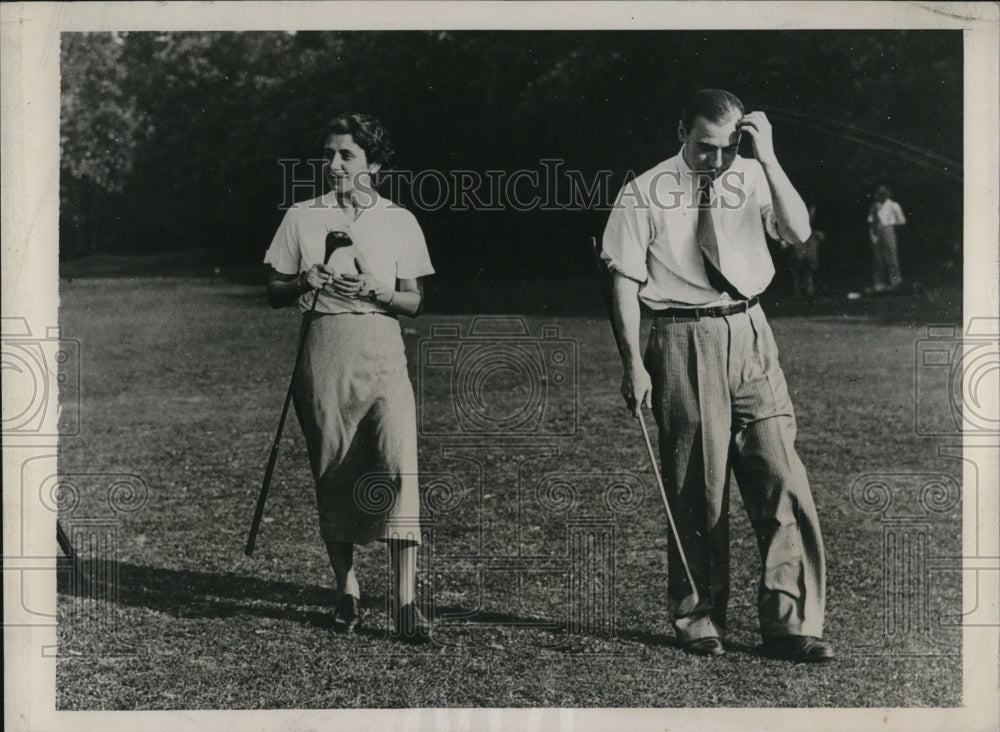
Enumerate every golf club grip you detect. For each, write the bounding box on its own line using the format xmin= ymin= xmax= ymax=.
xmin=245 ymin=283 xmax=326 ymax=556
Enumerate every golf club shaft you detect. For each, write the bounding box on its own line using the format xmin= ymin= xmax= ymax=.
xmin=244 ymin=282 xmax=325 ymax=556
xmin=635 ymin=407 xmax=700 ymax=602
xmin=588 ymin=236 xmax=700 ymax=604
xmin=56 ymin=520 xmax=76 ymax=560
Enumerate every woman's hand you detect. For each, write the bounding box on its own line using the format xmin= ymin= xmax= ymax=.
xmin=268 ymin=266 xmax=331 ymax=309
xmin=330 ymin=256 xmax=393 ymax=305
xmin=331 ymin=273 xmax=392 ymax=304
xmin=303 ymin=263 xmax=336 ymax=291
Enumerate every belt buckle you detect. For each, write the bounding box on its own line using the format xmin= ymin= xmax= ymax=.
xmin=670 ymin=309 xmax=699 ymax=322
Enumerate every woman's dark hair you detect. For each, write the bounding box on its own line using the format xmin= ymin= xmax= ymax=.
xmin=318 ymin=112 xmax=396 ymax=169
xmin=681 ymin=89 xmax=744 ymax=131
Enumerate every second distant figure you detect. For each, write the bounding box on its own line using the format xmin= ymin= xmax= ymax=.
xmin=785 ymin=203 xmax=823 ymax=300
xmin=866 ymin=185 xmax=907 ymax=292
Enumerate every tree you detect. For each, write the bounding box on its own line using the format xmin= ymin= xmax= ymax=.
xmin=59 ymin=29 xmax=963 ymax=287
xmin=60 ymin=32 xmax=144 ymax=256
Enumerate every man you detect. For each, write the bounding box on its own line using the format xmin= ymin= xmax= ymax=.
xmin=601 ymin=89 xmax=833 ymax=662
xmin=867 ymin=184 xmax=907 ymax=292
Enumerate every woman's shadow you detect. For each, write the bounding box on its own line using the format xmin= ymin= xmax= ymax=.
xmin=58 ymin=559 xmax=758 ymax=654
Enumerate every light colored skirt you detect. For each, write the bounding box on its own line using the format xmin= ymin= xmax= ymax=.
xmin=292 ymin=313 xmax=421 ymax=545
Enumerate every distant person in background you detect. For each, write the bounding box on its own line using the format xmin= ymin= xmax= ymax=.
xmin=788 ymin=204 xmax=823 ymax=300
xmin=866 ymin=185 xmax=906 ymax=292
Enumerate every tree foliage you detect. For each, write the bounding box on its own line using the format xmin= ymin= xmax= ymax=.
xmin=61 ymin=33 xmax=143 ymax=191
xmin=61 ymin=33 xmax=145 ymax=252
xmin=60 ymin=30 xmax=963 ymax=282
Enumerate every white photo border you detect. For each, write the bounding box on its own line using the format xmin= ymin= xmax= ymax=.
xmin=3 ymin=3 xmax=998 ymax=731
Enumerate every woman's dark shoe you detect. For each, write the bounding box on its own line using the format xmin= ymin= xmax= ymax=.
xmin=332 ymin=594 xmax=362 ymax=634
xmin=682 ymin=637 xmax=725 ymax=657
xmin=392 ymin=603 xmax=432 ymax=644
xmin=762 ymin=635 xmax=834 ymax=663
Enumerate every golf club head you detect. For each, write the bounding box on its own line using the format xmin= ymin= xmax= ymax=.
xmin=676 ymin=591 xmax=701 ymax=617
xmin=324 ymin=230 xmax=352 ymax=264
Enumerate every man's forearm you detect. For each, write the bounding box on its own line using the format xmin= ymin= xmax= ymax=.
xmin=611 ymin=273 xmax=644 ymax=369
xmin=760 ymin=159 xmax=811 ymax=245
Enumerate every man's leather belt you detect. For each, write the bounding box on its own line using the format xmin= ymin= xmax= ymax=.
xmin=650 ymin=296 xmax=759 ymax=321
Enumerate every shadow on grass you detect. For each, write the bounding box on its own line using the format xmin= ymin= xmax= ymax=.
xmin=610 ymin=626 xmax=760 ymax=657
xmin=58 ymin=559 xmax=768 ymax=656
xmin=59 ymin=560 xmax=338 ymax=629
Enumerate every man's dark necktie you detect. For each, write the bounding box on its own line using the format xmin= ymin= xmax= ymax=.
xmin=696 ymin=174 xmax=747 ymax=300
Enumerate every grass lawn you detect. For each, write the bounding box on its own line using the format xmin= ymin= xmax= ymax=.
xmin=55 ymin=275 xmax=963 ymax=709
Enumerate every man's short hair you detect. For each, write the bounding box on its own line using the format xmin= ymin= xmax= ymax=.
xmin=318 ymin=112 xmax=396 ymax=169
xmin=681 ymin=89 xmax=745 ymax=131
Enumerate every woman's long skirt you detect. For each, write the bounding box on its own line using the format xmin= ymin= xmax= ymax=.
xmin=292 ymin=312 xmax=421 ymax=545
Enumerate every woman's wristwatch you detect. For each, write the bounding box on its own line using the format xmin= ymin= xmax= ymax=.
xmin=297 ymin=270 xmax=311 ymax=294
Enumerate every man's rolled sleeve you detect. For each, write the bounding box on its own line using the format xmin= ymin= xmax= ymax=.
xmin=760 ymin=203 xmax=781 ymax=241
xmin=602 ymin=182 xmax=651 ymax=283
xmin=751 ymin=163 xmax=781 ymax=241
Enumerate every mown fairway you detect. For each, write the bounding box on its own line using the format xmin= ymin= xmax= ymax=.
xmin=56 ymin=275 xmax=962 ymax=709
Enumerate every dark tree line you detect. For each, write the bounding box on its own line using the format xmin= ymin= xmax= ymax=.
xmin=61 ymin=30 xmax=962 ymax=285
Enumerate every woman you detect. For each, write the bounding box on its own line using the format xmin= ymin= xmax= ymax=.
xmin=263 ymin=112 xmax=434 ymax=642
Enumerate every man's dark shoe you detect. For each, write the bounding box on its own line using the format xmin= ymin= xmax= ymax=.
xmin=392 ymin=603 xmax=433 ymax=644
xmin=762 ymin=635 xmax=834 ymax=663
xmin=332 ymin=594 xmax=362 ymax=634
xmin=682 ymin=637 xmax=725 ymax=657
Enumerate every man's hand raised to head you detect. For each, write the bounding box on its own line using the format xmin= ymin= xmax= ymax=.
xmin=737 ymin=111 xmax=778 ymax=167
